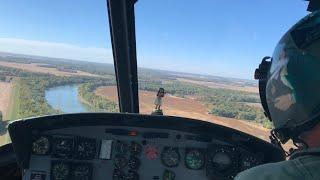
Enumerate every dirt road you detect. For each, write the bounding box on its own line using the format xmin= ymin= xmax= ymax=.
xmin=95 ymin=86 xmax=270 ymax=141
xmin=0 ymin=82 xmax=13 ymax=119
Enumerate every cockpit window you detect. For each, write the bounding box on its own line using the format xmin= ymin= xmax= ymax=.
xmin=0 ymin=0 xmax=309 ymax=146
xmin=0 ymin=0 xmax=117 ymax=146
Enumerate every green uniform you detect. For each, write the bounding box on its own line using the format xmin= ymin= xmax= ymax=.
xmin=235 ymin=147 xmax=320 ymax=180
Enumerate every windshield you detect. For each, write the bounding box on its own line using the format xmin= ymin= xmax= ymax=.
xmin=0 ymin=0 xmax=308 ymax=146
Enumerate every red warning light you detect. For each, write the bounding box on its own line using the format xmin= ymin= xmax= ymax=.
xmin=128 ymin=131 xmax=138 ymax=136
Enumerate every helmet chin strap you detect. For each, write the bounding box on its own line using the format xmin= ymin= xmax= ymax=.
xmin=270 ymin=129 xmax=309 ymax=157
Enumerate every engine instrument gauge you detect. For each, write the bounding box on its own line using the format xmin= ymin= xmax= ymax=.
xmin=72 ymin=163 xmax=92 ymax=180
xmin=163 ymin=169 xmax=176 ymax=180
xmin=185 ymin=149 xmax=205 ymax=170
xmin=114 ymin=154 xmax=128 ymax=169
xmin=211 ymin=152 xmax=232 ymax=171
xmin=161 ymin=147 xmax=180 ymax=168
xmin=207 ymin=145 xmax=239 ymax=180
xmin=113 ymin=169 xmax=125 ymax=180
xmin=126 ymin=170 xmax=139 ymax=180
xmin=75 ymin=137 xmax=97 ymax=160
xmin=128 ymin=156 xmax=140 ymax=170
xmin=115 ymin=141 xmax=128 ymax=154
xmin=52 ymin=136 xmax=74 ymax=159
xmin=241 ymin=152 xmax=263 ymax=170
xmin=32 ymin=136 xmax=50 ymax=155
xmin=130 ymin=141 xmax=142 ymax=155
xmin=51 ymin=161 xmax=70 ymax=180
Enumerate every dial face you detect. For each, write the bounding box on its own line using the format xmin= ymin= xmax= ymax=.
xmin=128 ymin=156 xmax=140 ymax=170
xmin=75 ymin=138 xmax=96 ymax=160
xmin=211 ymin=152 xmax=232 ymax=171
xmin=72 ymin=163 xmax=92 ymax=180
xmin=161 ymin=147 xmax=180 ymax=168
xmin=242 ymin=156 xmax=260 ymax=170
xmin=52 ymin=136 xmax=74 ymax=159
xmin=185 ymin=149 xmax=205 ymax=170
xmin=130 ymin=141 xmax=142 ymax=155
xmin=114 ymin=154 xmax=128 ymax=169
xmin=32 ymin=136 xmax=50 ymax=155
xmin=163 ymin=169 xmax=176 ymax=180
xmin=113 ymin=169 xmax=125 ymax=180
xmin=126 ymin=171 xmax=139 ymax=180
xmin=115 ymin=141 xmax=128 ymax=154
xmin=51 ymin=161 xmax=70 ymax=180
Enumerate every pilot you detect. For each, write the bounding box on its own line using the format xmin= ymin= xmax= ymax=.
xmin=235 ymin=11 xmax=320 ymax=180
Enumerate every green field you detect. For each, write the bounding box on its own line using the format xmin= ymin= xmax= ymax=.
xmin=7 ymin=78 xmax=20 ymax=120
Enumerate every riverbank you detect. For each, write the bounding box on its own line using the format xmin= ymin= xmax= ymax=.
xmin=78 ymin=83 xmax=118 ymax=112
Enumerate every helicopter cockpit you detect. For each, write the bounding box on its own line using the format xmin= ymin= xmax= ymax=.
xmin=0 ymin=0 xmax=318 ymax=180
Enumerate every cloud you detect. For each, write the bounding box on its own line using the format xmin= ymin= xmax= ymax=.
xmin=0 ymin=37 xmax=113 ymax=63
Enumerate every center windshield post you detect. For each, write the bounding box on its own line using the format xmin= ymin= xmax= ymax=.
xmin=107 ymin=0 xmax=139 ymax=113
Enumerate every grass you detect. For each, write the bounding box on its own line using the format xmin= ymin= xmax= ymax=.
xmin=7 ymin=78 xmax=21 ymax=120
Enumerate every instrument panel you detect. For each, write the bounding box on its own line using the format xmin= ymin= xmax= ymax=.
xmin=8 ymin=113 xmax=285 ymax=180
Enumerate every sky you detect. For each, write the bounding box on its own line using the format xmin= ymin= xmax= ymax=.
xmin=0 ymin=0 xmax=309 ymax=79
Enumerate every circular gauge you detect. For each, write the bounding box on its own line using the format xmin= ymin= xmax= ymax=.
xmin=130 ymin=141 xmax=142 ymax=155
xmin=72 ymin=163 xmax=92 ymax=180
xmin=115 ymin=141 xmax=128 ymax=154
xmin=242 ymin=155 xmax=261 ymax=170
xmin=52 ymin=136 xmax=74 ymax=159
xmin=161 ymin=147 xmax=180 ymax=168
xmin=163 ymin=169 xmax=176 ymax=180
xmin=144 ymin=145 xmax=159 ymax=160
xmin=126 ymin=171 xmax=139 ymax=180
xmin=128 ymin=156 xmax=140 ymax=170
xmin=114 ymin=154 xmax=128 ymax=169
xmin=32 ymin=136 xmax=50 ymax=155
xmin=211 ymin=152 xmax=232 ymax=171
xmin=51 ymin=161 xmax=70 ymax=180
xmin=75 ymin=138 xmax=96 ymax=160
xmin=113 ymin=169 xmax=125 ymax=180
xmin=185 ymin=149 xmax=205 ymax=170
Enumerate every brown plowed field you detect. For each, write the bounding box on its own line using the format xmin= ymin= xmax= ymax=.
xmin=177 ymin=78 xmax=259 ymax=93
xmin=0 ymin=61 xmax=100 ymax=77
xmin=95 ymin=86 xmax=270 ymax=142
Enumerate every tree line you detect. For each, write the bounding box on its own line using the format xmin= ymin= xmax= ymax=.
xmin=139 ymin=79 xmax=272 ymax=128
xmin=78 ymin=81 xmax=118 ymax=112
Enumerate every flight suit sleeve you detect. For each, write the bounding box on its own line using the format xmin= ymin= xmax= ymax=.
xmin=234 ymin=160 xmax=307 ymax=180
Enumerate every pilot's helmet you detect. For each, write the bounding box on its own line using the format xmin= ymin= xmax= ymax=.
xmin=255 ymin=11 xmax=320 ymax=144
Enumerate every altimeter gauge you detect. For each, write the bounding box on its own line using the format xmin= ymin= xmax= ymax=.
xmin=161 ymin=147 xmax=180 ymax=168
xmin=32 ymin=136 xmax=51 ymax=155
xmin=128 ymin=156 xmax=140 ymax=170
xmin=72 ymin=163 xmax=93 ymax=180
xmin=75 ymin=137 xmax=97 ymax=160
xmin=52 ymin=135 xmax=74 ymax=159
xmin=51 ymin=161 xmax=71 ymax=180
xmin=185 ymin=149 xmax=205 ymax=170
xmin=114 ymin=154 xmax=128 ymax=169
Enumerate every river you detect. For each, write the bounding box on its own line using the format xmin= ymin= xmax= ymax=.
xmin=45 ymin=85 xmax=91 ymax=113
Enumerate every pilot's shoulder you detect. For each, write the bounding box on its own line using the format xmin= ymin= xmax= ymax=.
xmin=235 ymin=160 xmax=304 ymax=180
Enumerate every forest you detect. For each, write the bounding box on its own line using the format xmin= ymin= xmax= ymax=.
xmin=78 ymin=81 xmax=118 ymax=112
xmin=0 ymin=65 xmax=113 ymax=119
xmin=139 ymin=79 xmax=272 ymax=128
xmin=0 ymin=56 xmax=272 ymax=128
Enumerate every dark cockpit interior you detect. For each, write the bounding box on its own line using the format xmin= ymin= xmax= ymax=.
xmin=0 ymin=0 xmax=318 ymax=180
